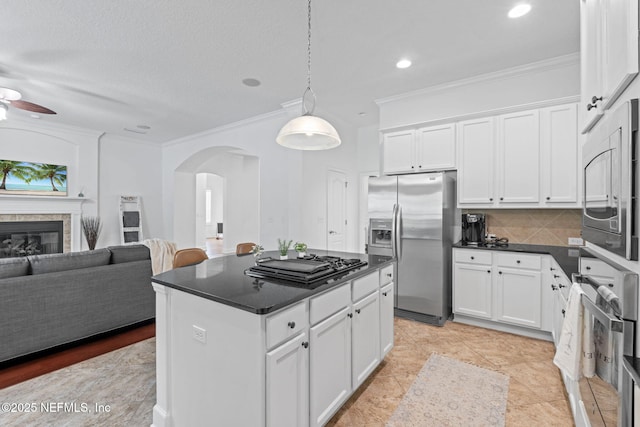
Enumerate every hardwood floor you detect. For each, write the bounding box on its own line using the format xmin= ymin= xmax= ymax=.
xmin=0 ymin=322 xmax=155 ymax=389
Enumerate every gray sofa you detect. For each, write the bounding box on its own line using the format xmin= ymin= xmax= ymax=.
xmin=0 ymin=244 xmax=154 ymax=363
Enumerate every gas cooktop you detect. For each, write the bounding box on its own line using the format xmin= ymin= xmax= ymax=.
xmin=244 ymin=255 xmax=368 ymax=285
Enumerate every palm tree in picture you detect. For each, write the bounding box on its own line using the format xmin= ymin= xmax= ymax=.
xmin=34 ymin=163 xmax=67 ymax=192
xmin=0 ymin=160 xmax=35 ymax=190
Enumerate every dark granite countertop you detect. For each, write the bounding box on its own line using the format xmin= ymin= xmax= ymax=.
xmin=453 ymin=242 xmax=580 ymax=278
xmin=152 ymin=249 xmax=394 ymax=315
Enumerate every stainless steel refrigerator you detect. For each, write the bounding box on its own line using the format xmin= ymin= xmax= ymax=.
xmin=367 ymin=172 xmax=460 ymax=325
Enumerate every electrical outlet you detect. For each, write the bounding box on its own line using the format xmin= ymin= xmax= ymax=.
xmin=192 ymin=325 xmax=206 ymax=343
xmin=568 ymin=237 xmax=584 ymax=246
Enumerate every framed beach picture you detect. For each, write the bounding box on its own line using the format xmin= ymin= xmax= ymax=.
xmin=0 ymin=159 xmax=67 ymax=196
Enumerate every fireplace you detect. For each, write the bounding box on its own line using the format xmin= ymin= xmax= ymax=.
xmin=0 ymin=221 xmax=64 ymax=258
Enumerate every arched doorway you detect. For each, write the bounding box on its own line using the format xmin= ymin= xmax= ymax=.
xmin=173 ymin=146 xmax=260 ymax=253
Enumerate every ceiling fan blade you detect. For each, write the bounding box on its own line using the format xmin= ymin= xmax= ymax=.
xmin=11 ymin=100 xmax=56 ymax=114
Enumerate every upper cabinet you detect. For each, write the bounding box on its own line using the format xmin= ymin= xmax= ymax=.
xmin=457 ymin=117 xmax=495 ymax=205
xmin=382 ymin=124 xmax=455 ymax=174
xmin=580 ymin=0 xmax=639 ymax=133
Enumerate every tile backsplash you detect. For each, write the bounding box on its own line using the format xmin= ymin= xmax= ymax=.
xmin=462 ymin=209 xmax=582 ymax=247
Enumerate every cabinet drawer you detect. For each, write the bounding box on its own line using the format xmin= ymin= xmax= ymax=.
xmin=352 ymin=272 xmax=379 ymax=302
xmin=454 ymin=249 xmax=492 ymax=265
xmin=580 ymin=258 xmax=616 ymax=279
xmin=266 ymin=301 xmax=309 ymax=349
xmin=496 ymin=252 xmax=541 ymax=270
xmin=310 ymin=284 xmax=350 ymax=325
xmin=380 ymin=265 xmax=394 ymax=285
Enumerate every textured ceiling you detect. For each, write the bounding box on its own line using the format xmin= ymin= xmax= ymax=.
xmin=0 ymin=0 xmax=579 ymax=143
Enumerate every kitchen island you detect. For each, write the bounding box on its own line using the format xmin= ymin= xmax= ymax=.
xmin=151 ymin=250 xmax=395 ymax=427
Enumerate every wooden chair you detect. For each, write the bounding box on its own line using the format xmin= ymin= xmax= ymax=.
xmin=236 ymin=242 xmax=256 ymax=256
xmin=172 ymin=248 xmax=209 ymax=268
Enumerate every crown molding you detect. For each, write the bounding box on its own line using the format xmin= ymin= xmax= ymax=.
xmin=375 ymin=53 xmax=580 ymax=106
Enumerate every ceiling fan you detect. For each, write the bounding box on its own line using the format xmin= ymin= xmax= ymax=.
xmin=0 ymin=87 xmax=56 ymax=119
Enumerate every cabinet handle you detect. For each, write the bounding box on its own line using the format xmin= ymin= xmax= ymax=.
xmin=355 ymin=309 xmax=361 ymax=314
xmin=550 ymin=267 xmax=556 ymax=271
xmin=347 ymin=313 xmax=353 ymax=318
xmin=586 ymin=266 xmax=591 ymax=270
xmin=546 ymin=196 xmax=550 ymax=201
xmin=558 ymin=284 xmax=566 ymax=288
xmin=301 ymin=341 xmax=309 ymax=349
xmin=287 ymin=321 xmax=296 ymax=329
xmin=487 ymin=270 xmax=491 ymax=273
xmin=591 ymin=95 xmax=603 ymax=104
xmin=383 ymin=292 xmax=388 ymax=296
xmin=470 ymin=256 xmax=475 ymax=260
xmin=516 ymin=260 xmax=521 ymax=264
xmin=551 ymin=284 xmax=558 ymax=291
xmin=562 ymin=309 xmax=566 ymax=317
xmin=553 ymin=274 xmax=560 ymax=279
xmin=386 ymin=273 xmax=392 ymax=277
xmin=418 ymin=165 xmax=422 ymax=168
xmin=500 ymin=197 xmax=504 ymax=201
xmin=411 ymin=165 xmax=415 ymax=169
xmin=489 ymin=198 xmax=493 ymax=202
xmin=498 ymin=271 xmax=502 ymax=275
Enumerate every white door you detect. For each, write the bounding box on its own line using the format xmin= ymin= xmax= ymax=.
xmin=327 ymin=170 xmax=347 ymax=251
xmin=379 ymin=283 xmax=394 ymax=357
xmin=453 ymin=263 xmax=493 ymax=319
xmin=497 ymin=110 xmax=540 ymax=204
xmin=415 ymin=124 xmax=456 ymax=171
xmin=266 ymin=332 xmax=309 ymax=427
xmin=352 ymin=291 xmax=380 ymax=389
xmin=496 ymin=268 xmax=542 ymax=329
xmin=309 ymin=307 xmax=352 ymax=427
xmin=382 ymin=130 xmax=415 ymax=174
xmin=457 ymin=118 xmax=495 ymax=205
xmin=540 ymin=104 xmax=579 ymax=204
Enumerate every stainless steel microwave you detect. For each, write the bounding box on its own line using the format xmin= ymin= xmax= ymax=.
xmin=582 ymin=98 xmax=638 ymax=260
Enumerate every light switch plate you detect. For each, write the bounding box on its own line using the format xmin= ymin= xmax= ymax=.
xmin=193 ymin=325 xmax=206 ymax=343
xmin=568 ymin=237 xmax=584 ymax=246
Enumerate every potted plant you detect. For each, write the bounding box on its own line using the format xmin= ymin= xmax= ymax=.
xmin=250 ymin=244 xmax=264 ymax=262
xmin=277 ymin=239 xmax=292 ymax=260
xmin=294 ymin=242 xmax=308 ymax=258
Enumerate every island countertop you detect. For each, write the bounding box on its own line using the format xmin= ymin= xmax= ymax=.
xmin=152 ymin=249 xmax=394 ymax=315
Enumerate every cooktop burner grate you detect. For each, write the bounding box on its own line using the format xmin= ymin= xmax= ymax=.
xmin=244 ymin=255 xmax=367 ymax=285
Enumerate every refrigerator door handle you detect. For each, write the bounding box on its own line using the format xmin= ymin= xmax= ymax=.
xmin=391 ymin=204 xmax=398 ymax=258
xmin=395 ymin=204 xmax=403 ymax=260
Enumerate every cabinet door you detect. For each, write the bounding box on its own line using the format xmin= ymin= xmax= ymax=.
xmin=552 ymin=286 xmax=567 ymax=347
xmin=352 ymin=291 xmax=380 ymax=389
xmin=266 ymin=332 xmax=309 ymax=427
xmin=453 ymin=263 xmax=493 ymax=319
xmin=601 ymin=0 xmax=639 ymax=110
xmin=415 ymin=124 xmax=456 ymax=171
xmin=496 ymin=268 xmax=542 ymax=328
xmin=309 ymin=307 xmax=351 ymax=427
xmin=382 ymin=130 xmax=415 ymax=174
xmin=497 ymin=110 xmax=540 ymax=204
xmin=580 ymin=0 xmax=604 ymax=132
xmin=379 ymin=283 xmax=394 ymax=358
xmin=540 ymin=104 xmax=579 ymax=204
xmin=457 ymin=117 xmax=495 ymax=205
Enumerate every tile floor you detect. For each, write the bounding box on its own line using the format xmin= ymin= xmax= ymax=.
xmin=327 ymin=317 xmax=575 ymax=426
xmin=0 ymin=317 xmax=574 ymax=426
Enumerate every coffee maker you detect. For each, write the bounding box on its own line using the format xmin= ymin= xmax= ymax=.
xmin=462 ymin=213 xmax=486 ymax=245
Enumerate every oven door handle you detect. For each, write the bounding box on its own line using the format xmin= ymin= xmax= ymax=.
xmin=581 ymin=294 xmax=624 ymax=333
xmin=572 ymin=273 xmax=622 ymax=317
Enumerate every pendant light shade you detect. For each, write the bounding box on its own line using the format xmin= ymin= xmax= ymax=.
xmin=276 ymin=0 xmax=341 ymax=150
xmin=276 ymin=114 xmax=341 ymax=150
xmin=0 ymin=104 xmax=7 ymax=121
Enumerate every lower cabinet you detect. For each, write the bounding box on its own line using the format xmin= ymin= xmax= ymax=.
xmin=495 ymin=268 xmax=542 ymax=328
xmin=453 ymin=263 xmax=493 ymax=319
xmin=380 ymin=283 xmax=394 ymax=357
xmin=309 ymin=307 xmax=352 ymax=427
xmin=352 ymin=291 xmax=380 ymax=389
xmin=267 ymin=332 xmax=310 ymax=427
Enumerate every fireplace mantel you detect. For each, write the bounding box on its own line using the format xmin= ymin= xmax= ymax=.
xmin=0 ymin=196 xmax=89 ymax=251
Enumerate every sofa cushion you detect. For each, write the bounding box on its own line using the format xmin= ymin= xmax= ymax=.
xmin=0 ymin=257 xmax=30 ymax=279
xmin=29 ymin=249 xmax=111 ymax=275
xmin=108 ymin=245 xmax=150 ymax=264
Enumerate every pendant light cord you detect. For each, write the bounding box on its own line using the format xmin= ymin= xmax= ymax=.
xmin=302 ymin=0 xmax=316 ymax=115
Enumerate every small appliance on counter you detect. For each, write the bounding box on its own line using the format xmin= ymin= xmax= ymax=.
xmin=461 ymin=213 xmax=486 ymax=245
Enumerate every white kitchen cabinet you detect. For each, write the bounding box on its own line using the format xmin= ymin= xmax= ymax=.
xmin=453 ymin=253 xmax=493 ymax=319
xmin=351 ymin=291 xmax=380 ymax=389
xmin=540 ymin=103 xmax=579 ymax=205
xmin=382 ymin=124 xmax=455 ymax=174
xmin=495 ymin=268 xmax=542 ymax=329
xmin=497 ymin=109 xmax=540 ymax=204
xmin=309 ymin=306 xmax=352 ymax=427
xmin=580 ymin=0 xmax=639 ymax=133
xmin=379 ymin=283 xmax=394 ymax=357
xmin=267 ymin=332 xmax=309 ymax=427
xmin=457 ymin=117 xmax=495 ymax=205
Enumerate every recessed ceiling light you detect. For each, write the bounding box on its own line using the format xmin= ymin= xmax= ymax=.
xmin=30 ymin=114 xmax=41 ymax=119
xmin=396 ymin=59 xmax=412 ymax=69
xmin=242 ymin=78 xmax=261 ymax=87
xmin=508 ymin=4 xmax=531 ymax=18
xmin=358 ymin=112 xmax=367 ymax=117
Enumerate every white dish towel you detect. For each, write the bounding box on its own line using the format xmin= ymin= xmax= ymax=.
xmin=553 ymin=282 xmax=595 ymax=381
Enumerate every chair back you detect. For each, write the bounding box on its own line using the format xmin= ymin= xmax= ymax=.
xmin=236 ymin=242 xmax=256 ymax=255
xmin=173 ymin=248 xmax=208 ymax=268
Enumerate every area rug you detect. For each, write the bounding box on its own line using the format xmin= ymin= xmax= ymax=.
xmin=386 ymin=353 xmax=509 ymax=427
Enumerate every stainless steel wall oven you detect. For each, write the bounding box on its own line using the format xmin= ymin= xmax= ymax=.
xmin=582 ymin=99 xmax=639 ymax=261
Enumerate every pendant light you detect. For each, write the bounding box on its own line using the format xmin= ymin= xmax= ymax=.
xmin=0 ymin=104 xmax=7 ymax=121
xmin=276 ymin=0 xmax=341 ymax=150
